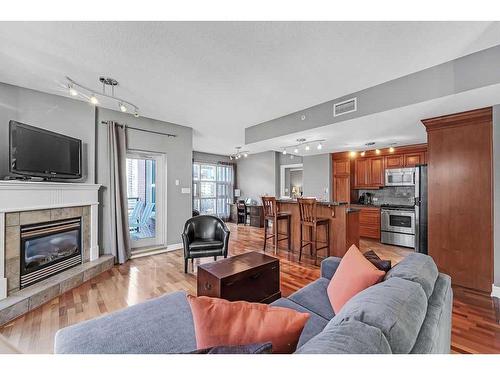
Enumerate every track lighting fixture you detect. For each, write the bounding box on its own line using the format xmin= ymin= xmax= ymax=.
xmin=305 ymin=144 xmax=310 ymax=151
xmin=65 ymin=76 xmax=139 ymax=117
xmin=294 ymin=148 xmax=299 ymax=154
xmin=282 ymin=149 xmax=287 ymax=155
xmin=375 ymin=149 xmax=381 ymax=155
xmin=349 ymin=151 xmax=357 ymax=158
xmin=89 ymin=94 xmax=99 ymax=105
xmin=230 ymin=146 xmax=249 ymax=160
xmin=68 ymin=84 xmax=78 ymax=96
xmin=360 ymin=151 xmax=366 ymax=157
xmin=317 ymin=143 xmax=322 ymax=150
xmin=389 ymin=146 xmax=395 ymax=153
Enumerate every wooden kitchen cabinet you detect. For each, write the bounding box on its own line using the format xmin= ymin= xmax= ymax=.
xmin=333 ymin=159 xmax=350 ymax=175
xmin=334 ymin=175 xmax=351 ymax=203
xmin=358 ymin=206 xmax=381 ymax=239
xmin=354 ymin=157 xmax=384 ymax=188
xmin=369 ymin=157 xmax=384 ymax=186
xmin=354 ymin=159 xmax=369 ymax=188
xmin=332 ymin=156 xmax=356 ymax=203
xmin=384 ymin=154 xmax=404 ymax=168
xmin=404 ymin=152 xmax=425 ymax=167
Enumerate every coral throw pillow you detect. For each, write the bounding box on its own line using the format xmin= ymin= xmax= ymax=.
xmin=187 ymin=295 xmax=310 ymax=354
xmin=327 ymin=245 xmax=386 ymax=313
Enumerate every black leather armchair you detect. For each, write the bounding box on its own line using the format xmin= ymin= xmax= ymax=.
xmin=181 ymin=215 xmax=230 ymax=273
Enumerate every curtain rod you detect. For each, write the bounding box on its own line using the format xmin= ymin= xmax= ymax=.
xmin=100 ymin=121 xmax=177 ymax=138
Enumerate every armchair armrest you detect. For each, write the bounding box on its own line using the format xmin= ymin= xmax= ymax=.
xmin=320 ymin=257 xmax=342 ymax=280
xmin=215 ymin=221 xmax=230 ymax=256
xmin=182 ymin=222 xmax=195 ymax=258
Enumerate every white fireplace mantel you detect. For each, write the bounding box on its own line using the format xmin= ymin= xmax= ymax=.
xmin=0 ymin=181 xmax=101 ymax=300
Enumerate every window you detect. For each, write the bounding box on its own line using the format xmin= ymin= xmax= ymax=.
xmin=193 ymin=162 xmax=234 ymax=219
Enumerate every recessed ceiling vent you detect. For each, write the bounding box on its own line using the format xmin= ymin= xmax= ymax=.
xmin=333 ymin=97 xmax=357 ymax=117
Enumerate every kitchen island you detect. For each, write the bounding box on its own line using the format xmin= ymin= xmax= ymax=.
xmin=275 ymin=199 xmax=360 ymax=259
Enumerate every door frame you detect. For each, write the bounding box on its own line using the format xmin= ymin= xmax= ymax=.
xmin=126 ymin=150 xmax=167 ymax=251
xmin=280 ymin=163 xmax=303 ymax=198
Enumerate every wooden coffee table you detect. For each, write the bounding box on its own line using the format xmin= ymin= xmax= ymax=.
xmin=197 ymin=252 xmax=281 ymax=303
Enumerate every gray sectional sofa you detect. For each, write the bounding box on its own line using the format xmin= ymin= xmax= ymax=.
xmin=55 ymin=252 xmax=452 ymax=354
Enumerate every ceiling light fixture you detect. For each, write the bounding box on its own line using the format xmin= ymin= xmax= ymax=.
xmin=230 ymin=146 xmax=249 ymax=160
xmin=89 ymin=94 xmax=99 ymax=105
xmin=65 ymin=76 xmax=139 ymax=117
xmin=317 ymin=143 xmax=323 ymax=150
xmin=282 ymin=149 xmax=287 ymax=155
xmin=389 ymin=147 xmax=395 ymax=153
xmin=360 ymin=151 xmax=366 ymax=157
xmin=375 ymin=149 xmax=381 ymax=155
xmin=349 ymin=151 xmax=357 ymax=158
xmin=68 ymin=84 xmax=78 ymax=96
xmin=305 ymin=144 xmax=310 ymax=151
xmin=294 ymin=148 xmax=299 ymax=154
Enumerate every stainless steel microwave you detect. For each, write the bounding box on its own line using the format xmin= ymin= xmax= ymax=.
xmin=385 ymin=167 xmax=415 ymax=186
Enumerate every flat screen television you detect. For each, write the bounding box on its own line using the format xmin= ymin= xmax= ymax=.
xmin=9 ymin=120 xmax=82 ymax=180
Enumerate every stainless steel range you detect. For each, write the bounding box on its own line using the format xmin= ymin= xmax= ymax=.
xmin=380 ymin=205 xmax=415 ymax=248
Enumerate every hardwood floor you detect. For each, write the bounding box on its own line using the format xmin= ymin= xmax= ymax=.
xmin=0 ymin=223 xmax=499 ymax=353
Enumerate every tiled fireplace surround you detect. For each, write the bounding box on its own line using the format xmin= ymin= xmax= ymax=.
xmin=0 ymin=181 xmax=114 ymax=325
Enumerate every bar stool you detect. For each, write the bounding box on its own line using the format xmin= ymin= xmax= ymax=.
xmin=262 ymin=196 xmax=291 ymax=254
xmin=297 ymin=197 xmax=330 ymax=265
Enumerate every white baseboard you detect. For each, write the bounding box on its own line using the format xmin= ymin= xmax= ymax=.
xmin=491 ymin=284 xmax=500 ymax=298
xmin=130 ymin=242 xmax=183 ymax=259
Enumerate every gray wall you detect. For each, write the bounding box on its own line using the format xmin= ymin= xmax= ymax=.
xmin=96 ymin=108 xmax=193 ymax=249
xmin=0 ymin=82 xmax=95 ymax=182
xmin=493 ymin=105 xmax=500 ymax=287
xmin=193 ymin=151 xmax=232 ymax=164
xmin=302 ymin=154 xmax=331 ymax=200
xmin=246 ymin=44 xmax=500 ymax=144
xmin=236 ymin=151 xmax=277 ymax=203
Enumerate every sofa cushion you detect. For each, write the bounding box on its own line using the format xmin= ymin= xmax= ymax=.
xmin=271 ymin=298 xmax=329 ymax=348
xmin=385 ymin=253 xmax=438 ymax=299
xmin=327 ymin=245 xmax=385 ymax=313
xmin=187 ymin=295 xmax=309 ymax=354
xmin=189 ymin=240 xmax=224 ymax=250
xmin=295 ymin=320 xmax=392 ymax=354
xmin=411 ymin=273 xmax=453 ymax=354
xmin=288 ymin=277 xmax=335 ymax=320
xmin=330 ymin=277 xmax=428 ymax=354
xmin=54 ymin=291 xmax=196 ymax=354
xmin=188 ymin=342 xmax=273 ymax=354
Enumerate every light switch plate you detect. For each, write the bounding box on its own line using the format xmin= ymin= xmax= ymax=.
xmin=181 ymin=187 xmax=191 ymax=194
xmin=175 ymin=179 xmax=180 ymax=186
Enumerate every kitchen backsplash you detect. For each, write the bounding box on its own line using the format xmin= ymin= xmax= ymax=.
xmin=357 ymin=186 xmax=415 ymax=206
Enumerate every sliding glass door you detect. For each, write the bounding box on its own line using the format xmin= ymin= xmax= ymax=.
xmin=126 ymin=152 xmax=166 ymax=250
xmin=193 ymin=162 xmax=233 ymax=219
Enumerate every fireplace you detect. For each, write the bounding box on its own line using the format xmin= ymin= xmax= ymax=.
xmin=20 ymin=217 xmax=82 ymax=288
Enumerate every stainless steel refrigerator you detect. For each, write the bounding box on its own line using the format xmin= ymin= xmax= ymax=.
xmin=414 ymin=164 xmax=428 ymax=254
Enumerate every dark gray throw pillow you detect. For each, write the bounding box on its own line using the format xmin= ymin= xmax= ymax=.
xmin=363 ymin=250 xmax=391 ymax=272
xmin=188 ymin=342 xmax=273 ymax=354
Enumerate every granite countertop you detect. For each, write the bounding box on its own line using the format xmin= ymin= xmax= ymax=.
xmin=349 ymin=203 xmax=382 ymax=209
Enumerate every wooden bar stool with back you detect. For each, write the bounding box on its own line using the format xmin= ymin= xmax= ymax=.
xmin=297 ymin=197 xmax=330 ymax=265
xmin=261 ymin=196 xmax=291 ymax=254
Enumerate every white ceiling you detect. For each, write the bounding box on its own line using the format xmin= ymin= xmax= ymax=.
xmin=1 ymin=21 xmax=500 ymax=155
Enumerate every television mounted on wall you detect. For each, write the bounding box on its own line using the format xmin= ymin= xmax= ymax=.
xmin=9 ymin=120 xmax=82 ymax=180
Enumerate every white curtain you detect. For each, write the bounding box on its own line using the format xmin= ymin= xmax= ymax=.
xmin=107 ymin=121 xmax=131 ymax=264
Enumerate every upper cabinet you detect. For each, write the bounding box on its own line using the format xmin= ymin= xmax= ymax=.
xmin=403 ymin=152 xmax=425 ymax=167
xmin=333 ymin=159 xmax=350 ymax=176
xmin=332 ymin=144 xmax=428 ymax=196
xmin=354 ymin=157 xmax=384 ymax=188
xmin=384 ymin=154 xmax=404 ymax=168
